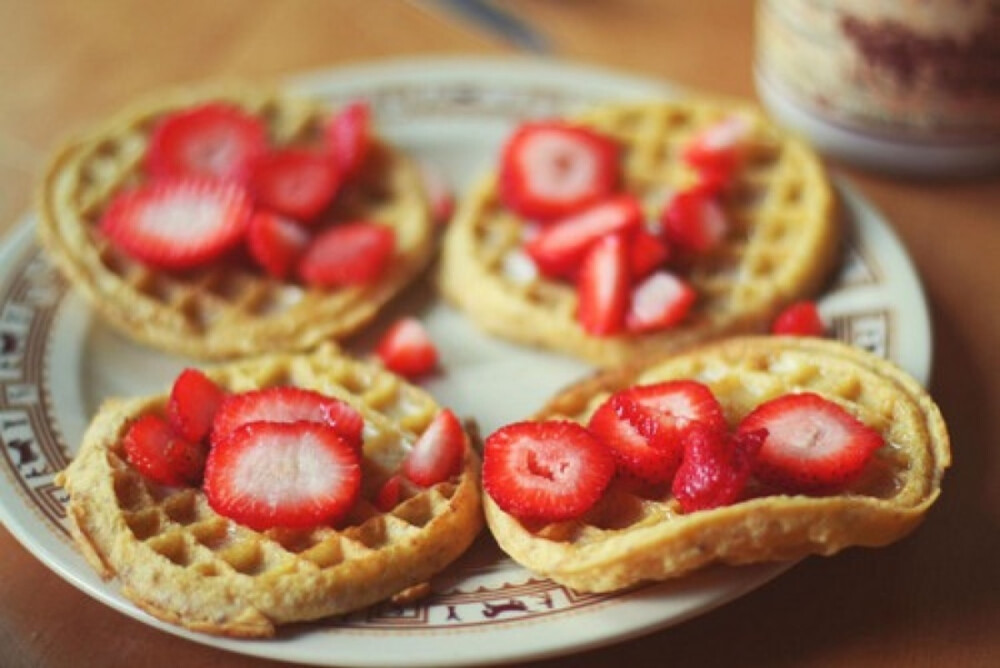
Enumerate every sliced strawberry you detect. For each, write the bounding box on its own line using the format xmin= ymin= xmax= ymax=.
xmin=246 ymin=210 xmax=310 ymax=279
xmin=625 ymin=270 xmax=696 ymax=333
xmin=576 ymin=233 xmax=630 ymax=336
xmin=524 ymin=195 xmax=642 ymax=279
xmin=402 ymin=409 xmax=466 ymax=487
xmin=771 ymin=300 xmax=826 ymax=337
xmin=418 ymin=160 xmax=455 ymax=226
xmin=660 ymin=188 xmax=728 ymax=253
xmin=211 ymin=386 xmax=364 ymax=452
xmin=374 ymin=474 xmax=403 ymax=512
xmin=482 ymin=420 xmax=615 ymax=523
xmin=671 ymin=424 xmax=765 ymax=513
xmin=99 ymin=177 xmax=253 ymax=270
xmin=297 ymin=221 xmax=395 ymax=287
xmin=375 ymin=317 xmax=439 ymax=379
xmin=146 ymin=103 xmax=268 ymax=182
xmin=587 ymin=392 xmax=683 ymax=483
xmin=628 ymin=379 xmax=728 ymax=439
xmin=325 ymin=101 xmax=371 ymax=179
xmin=682 ymin=115 xmax=752 ymax=193
xmin=499 ymin=121 xmax=619 ymax=222
xmin=122 ymin=414 xmax=207 ymax=487
xmin=628 ymin=226 xmax=671 ymax=280
xmin=250 ymin=148 xmax=341 ymax=222
xmin=167 ymin=368 xmax=226 ymax=444
xmin=737 ymin=392 xmax=885 ymax=493
xmin=204 ymin=421 xmax=361 ymax=530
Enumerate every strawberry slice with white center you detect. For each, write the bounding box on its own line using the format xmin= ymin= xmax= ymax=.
xmin=524 ymin=194 xmax=642 ymax=279
xmin=167 ymin=368 xmax=226 ymax=444
xmin=99 ymin=177 xmax=253 ymax=270
xmin=499 ymin=121 xmax=619 ymax=222
xmin=211 ymin=386 xmax=364 ymax=453
xmin=737 ymin=392 xmax=885 ymax=493
xmin=123 ymin=414 xmax=207 ymax=487
xmin=298 ymin=221 xmax=395 ymax=287
xmin=250 ymin=148 xmax=342 ymax=222
xmin=375 ymin=317 xmax=439 ymax=379
xmin=204 ymin=421 xmax=361 ymax=530
xmin=625 ymin=270 xmax=696 ymax=333
xmin=576 ymin=233 xmax=630 ymax=336
xmin=246 ymin=210 xmax=311 ymax=279
xmin=402 ymin=409 xmax=466 ymax=487
xmin=325 ymin=101 xmax=371 ymax=179
xmin=628 ymin=380 xmax=728 ymax=436
xmin=146 ymin=103 xmax=268 ymax=182
xmin=771 ymin=300 xmax=826 ymax=337
xmin=660 ymin=188 xmax=728 ymax=253
xmin=587 ymin=392 xmax=683 ymax=483
xmin=483 ymin=420 xmax=615 ymax=523
xmin=682 ymin=115 xmax=752 ymax=193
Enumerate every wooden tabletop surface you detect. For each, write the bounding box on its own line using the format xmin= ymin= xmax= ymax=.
xmin=1 ymin=2 xmax=998 ymax=667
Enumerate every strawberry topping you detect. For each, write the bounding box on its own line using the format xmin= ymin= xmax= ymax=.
xmin=483 ymin=420 xmax=615 ymax=523
xmin=576 ymin=233 xmax=630 ymax=336
xmin=374 ymin=474 xmax=403 ymax=512
xmin=660 ymin=187 xmax=729 ymax=254
xmin=671 ymin=424 xmax=765 ymax=512
xmin=167 ymin=368 xmax=226 ymax=444
xmin=123 ymin=414 xmax=207 ymax=487
xmin=249 ymin=149 xmax=341 ymax=222
xmin=771 ymin=300 xmax=826 ymax=337
xmin=246 ymin=210 xmax=310 ymax=279
xmin=298 ymin=221 xmax=395 ymax=287
xmin=628 ymin=226 xmax=672 ymax=280
xmin=737 ymin=392 xmax=884 ymax=493
xmin=625 ymin=270 xmax=696 ymax=333
xmin=682 ymin=115 xmax=751 ymax=193
xmin=204 ymin=421 xmax=361 ymax=530
xmin=375 ymin=317 xmax=439 ymax=379
xmin=587 ymin=392 xmax=683 ymax=483
xmin=325 ymin=101 xmax=371 ymax=178
xmin=402 ymin=409 xmax=466 ymax=487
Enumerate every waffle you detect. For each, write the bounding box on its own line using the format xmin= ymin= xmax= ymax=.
xmin=484 ymin=336 xmax=950 ymax=592
xmin=55 ymin=344 xmax=483 ymax=637
xmin=37 ymin=85 xmax=434 ymax=359
xmin=439 ymin=99 xmax=840 ymax=366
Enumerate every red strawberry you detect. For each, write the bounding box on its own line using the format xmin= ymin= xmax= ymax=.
xmin=587 ymin=392 xmax=683 ymax=483
xmin=298 ymin=221 xmax=395 ymax=287
xmin=246 ymin=210 xmax=310 ymax=279
xmin=325 ymin=101 xmax=371 ymax=178
xmin=628 ymin=226 xmax=671 ymax=280
xmin=374 ymin=474 xmax=403 ymax=512
xmin=99 ymin=177 xmax=253 ymax=270
xmin=499 ymin=121 xmax=619 ymax=221
xmin=628 ymin=379 xmax=728 ymax=439
xmin=402 ymin=409 xmax=466 ymax=487
xmin=672 ymin=424 xmax=765 ymax=513
xmin=418 ymin=160 xmax=455 ymax=226
xmin=625 ymin=270 xmax=696 ymax=333
xmin=576 ymin=233 xmax=630 ymax=336
xmin=524 ymin=195 xmax=642 ymax=279
xmin=375 ymin=317 xmax=439 ymax=379
xmin=146 ymin=103 xmax=267 ymax=182
xmin=167 ymin=368 xmax=226 ymax=444
xmin=483 ymin=420 xmax=615 ymax=523
xmin=737 ymin=392 xmax=885 ymax=493
xmin=204 ymin=421 xmax=361 ymax=530
xmin=122 ymin=414 xmax=207 ymax=487
xmin=771 ymin=300 xmax=826 ymax=337
xmin=660 ymin=188 xmax=728 ymax=253
xmin=211 ymin=386 xmax=364 ymax=452
xmin=682 ymin=115 xmax=751 ymax=193
xmin=250 ymin=148 xmax=341 ymax=222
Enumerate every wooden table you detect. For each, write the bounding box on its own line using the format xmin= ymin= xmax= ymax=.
xmin=1 ymin=2 xmax=997 ymax=666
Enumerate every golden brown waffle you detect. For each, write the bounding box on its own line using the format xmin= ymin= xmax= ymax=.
xmin=55 ymin=344 xmax=482 ymax=637
xmin=37 ymin=85 xmax=433 ymax=359
xmin=439 ymin=99 xmax=840 ymax=366
xmin=484 ymin=336 xmax=950 ymax=592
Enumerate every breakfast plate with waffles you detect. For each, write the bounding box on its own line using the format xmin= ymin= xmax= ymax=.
xmin=0 ymin=58 xmax=938 ymax=666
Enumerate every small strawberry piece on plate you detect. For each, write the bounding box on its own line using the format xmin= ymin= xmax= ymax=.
xmin=576 ymin=233 xmax=630 ymax=336
xmin=483 ymin=420 xmax=615 ymax=523
xmin=146 ymin=103 xmax=268 ymax=182
xmin=672 ymin=424 xmax=765 ymax=513
xmin=325 ymin=101 xmax=371 ymax=179
xmin=587 ymin=392 xmax=683 ymax=483
xmin=402 ymin=409 xmax=466 ymax=487
xmin=738 ymin=392 xmax=885 ymax=493
xmin=660 ymin=188 xmax=728 ymax=253
xmin=771 ymin=300 xmax=826 ymax=337
xmin=204 ymin=421 xmax=361 ymax=530
xmin=99 ymin=177 xmax=253 ymax=270
xmin=298 ymin=221 xmax=395 ymax=287
xmin=167 ymin=368 xmax=226 ymax=444
xmin=123 ymin=414 xmax=207 ymax=487
xmin=524 ymin=195 xmax=642 ymax=279
xmin=499 ymin=121 xmax=619 ymax=222
xmin=246 ymin=210 xmax=310 ymax=279
xmin=625 ymin=270 xmax=696 ymax=333
xmin=682 ymin=115 xmax=752 ymax=193
xmin=375 ymin=317 xmax=439 ymax=379
xmin=211 ymin=386 xmax=364 ymax=452
xmin=250 ymin=148 xmax=341 ymax=222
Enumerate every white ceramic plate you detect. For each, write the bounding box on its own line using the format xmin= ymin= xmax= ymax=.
xmin=0 ymin=58 xmax=931 ymax=667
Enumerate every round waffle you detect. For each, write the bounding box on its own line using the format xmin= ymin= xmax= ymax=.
xmin=439 ymin=100 xmax=840 ymax=366
xmin=55 ymin=344 xmax=482 ymax=637
xmin=483 ymin=336 xmax=950 ymax=592
xmin=37 ymin=85 xmax=434 ymax=359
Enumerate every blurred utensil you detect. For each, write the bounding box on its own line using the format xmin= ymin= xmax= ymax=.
xmin=415 ymin=0 xmax=551 ymax=53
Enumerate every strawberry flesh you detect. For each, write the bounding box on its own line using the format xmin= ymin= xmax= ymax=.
xmin=250 ymin=148 xmax=341 ymax=222
xmin=772 ymin=300 xmax=826 ymax=337
xmin=625 ymin=270 xmax=696 ymax=333
xmin=672 ymin=424 xmax=765 ymax=512
xmin=325 ymin=101 xmax=371 ymax=179
xmin=587 ymin=392 xmax=683 ymax=483
xmin=375 ymin=317 xmax=439 ymax=379
xmin=167 ymin=368 xmax=226 ymax=444
xmin=123 ymin=414 xmax=207 ymax=487
xmin=660 ymin=188 xmax=728 ymax=253
xmin=246 ymin=210 xmax=310 ymax=279
xmin=628 ymin=226 xmax=671 ymax=280
xmin=682 ymin=115 xmax=751 ymax=193
xmin=576 ymin=233 xmax=630 ymax=336
xmin=402 ymin=409 xmax=466 ymax=487
xmin=298 ymin=221 xmax=395 ymax=287
xmin=374 ymin=474 xmax=403 ymax=512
